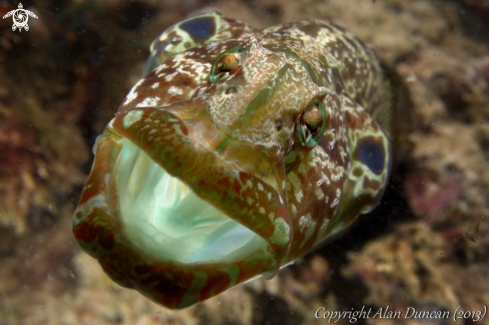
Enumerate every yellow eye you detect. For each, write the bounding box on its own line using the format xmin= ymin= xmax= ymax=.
xmin=299 ymin=100 xmax=327 ymax=147
xmin=220 ymin=54 xmax=240 ymax=72
xmin=209 ymin=46 xmax=246 ymax=83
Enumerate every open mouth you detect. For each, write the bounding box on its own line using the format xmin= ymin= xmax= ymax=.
xmin=74 ymin=108 xmax=293 ymax=308
xmin=115 ymin=138 xmax=268 ymax=264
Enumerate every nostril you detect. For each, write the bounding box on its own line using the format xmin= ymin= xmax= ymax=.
xmin=225 ymin=86 xmax=238 ymax=94
xmin=275 ymin=119 xmax=283 ymax=131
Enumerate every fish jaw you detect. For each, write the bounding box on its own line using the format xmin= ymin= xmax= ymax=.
xmin=72 ymin=106 xmax=293 ymax=308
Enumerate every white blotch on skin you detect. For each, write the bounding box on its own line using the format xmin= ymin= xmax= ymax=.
xmin=165 ymin=72 xmax=177 ymax=82
xmin=73 ymin=194 xmax=108 ymax=227
xmin=315 ymin=187 xmax=325 ymax=200
xmin=330 ymin=197 xmax=339 ymax=208
xmin=123 ymin=79 xmax=144 ymax=105
xmin=107 ymin=118 xmax=116 ymax=129
xmin=136 ymin=97 xmax=161 ymax=108
xmin=294 ymin=188 xmax=303 ymax=203
xmin=298 ymin=213 xmax=316 ymax=248
xmin=168 ymin=86 xmax=183 ymax=95
xmin=122 ymin=110 xmax=144 ymax=129
xmin=269 ymin=218 xmax=290 ymax=246
xmin=291 ymin=204 xmax=297 ymax=215
xmin=257 ymin=183 xmax=264 ymax=191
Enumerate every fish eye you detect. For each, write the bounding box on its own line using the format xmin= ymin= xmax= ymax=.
xmin=209 ymin=46 xmax=246 ymax=83
xmin=299 ymin=100 xmax=327 ymax=147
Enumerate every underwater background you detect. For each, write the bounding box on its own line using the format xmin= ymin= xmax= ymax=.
xmin=1 ymin=0 xmax=489 ymax=324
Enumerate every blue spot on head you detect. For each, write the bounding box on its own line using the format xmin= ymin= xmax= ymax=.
xmin=179 ymin=17 xmax=216 ymax=42
xmin=356 ymin=137 xmax=385 ymax=175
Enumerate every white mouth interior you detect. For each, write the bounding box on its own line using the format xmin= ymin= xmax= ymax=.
xmin=115 ymin=138 xmax=266 ymax=264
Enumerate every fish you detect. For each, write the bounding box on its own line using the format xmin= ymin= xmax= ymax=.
xmin=72 ymin=11 xmax=392 ymax=309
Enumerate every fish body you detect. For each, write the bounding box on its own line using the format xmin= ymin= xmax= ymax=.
xmin=73 ymin=12 xmax=391 ymax=309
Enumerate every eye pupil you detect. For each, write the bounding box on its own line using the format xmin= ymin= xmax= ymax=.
xmin=299 ymin=100 xmax=327 ymax=147
xmin=220 ymin=54 xmax=240 ymax=73
xmin=303 ymin=104 xmax=323 ymax=134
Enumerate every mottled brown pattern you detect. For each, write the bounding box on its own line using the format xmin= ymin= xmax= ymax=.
xmin=73 ymin=11 xmax=392 ymax=309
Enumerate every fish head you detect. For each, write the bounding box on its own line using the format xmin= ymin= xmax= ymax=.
xmin=72 ymin=31 xmax=390 ymax=309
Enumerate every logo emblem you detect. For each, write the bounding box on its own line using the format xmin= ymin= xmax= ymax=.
xmin=2 ymin=3 xmax=38 ymax=32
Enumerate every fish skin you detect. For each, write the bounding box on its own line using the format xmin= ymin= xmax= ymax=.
xmin=72 ymin=12 xmax=392 ymax=309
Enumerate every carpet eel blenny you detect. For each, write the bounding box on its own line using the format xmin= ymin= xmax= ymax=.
xmin=72 ymin=12 xmax=392 ymax=309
